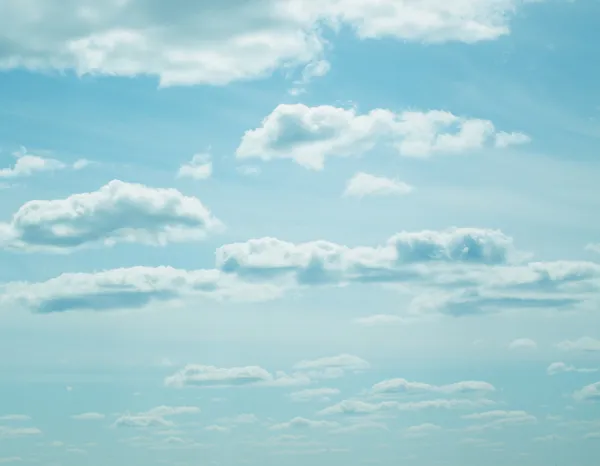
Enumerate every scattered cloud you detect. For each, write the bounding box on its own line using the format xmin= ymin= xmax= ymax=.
xmin=343 ymin=172 xmax=413 ymax=198
xmin=0 ymin=1 xmax=537 ymax=87
xmin=0 ymin=426 xmax=42 ymax=438
xmin=293 ymin=354 xmax=370 ymax=379
xmin=236 ymin=104 xmax=530 ymax=169
xmin=371 ymin=378 xmax=495 ymax=396
xmin=114 ymin=406 xmax=200 ymax=428
xmin=71 ymin=412 xmax=105 ymax=421
xmin=462 ymin=410 xmax=537 ymax=430
xmin=508 ymin=338 xmax=538 ymax=350
xmin=270 ymin=417 xmax=339 ymax=431
xmin=573 ymin=382 xmax=600 ymax=402
xmin=289 ymin=388 xmax=341 ymax=403
xmin=557 ymin=337 xmax=600 ymax=353
xmin=0 ymin=148 xmax=66 ymax=178
xmin=165 ymin=364 xmax=309 ymax=389
xmin=319 ymin=398 xmax=493 ymax=416
xmin=177 ymin=153 xmax=212 ymax=180
xmin=547 ymin=362 xmax=597 ymax=376
xmin=0 ymin=180 xmax=223 ymax=252
xmin=0 ymin=415 xmax=30 ymax=422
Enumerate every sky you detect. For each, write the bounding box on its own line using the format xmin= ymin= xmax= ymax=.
xmin=0 ymin=0 xmax=600 ymax=465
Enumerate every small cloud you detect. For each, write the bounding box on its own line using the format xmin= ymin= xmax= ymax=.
xmin=0 ymin=147 xmax=66 ymax=178
xmin=72 ymin=159 xmax=94 ymax=170
xmin=547 ymin=362 xmax=597 ymax=376
xmin=237 ymin=165 xmax=261 ymax=177
xmin=494 ymin=132 xmax=531 ymax=148
xmin=289 ymin=388 xmax=340 ymax=403
xmin=508 ymin=338 xmax=537 ymax=350
xmin=205 ymin=425 xmax=230 ymax=433
xmin=71 ymin=412 xmax=105 ymax=421
xmin=177 ymin=153 xmax=212 ymax=180
xmin=343 ymin=172 xmax=413 ymax=198
xmin=586 ymin=243 xmax=600 ymax=254
xmin=0 ymin=415 xmax=30 ymax=422
xmin=557 ymin=337 xmax=600 ymax=352
xmin=573 ymin=382 xmax=600 ymax=402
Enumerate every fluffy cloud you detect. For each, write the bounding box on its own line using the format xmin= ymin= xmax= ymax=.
xmin=114 ymin=406 xmax=200 ymax=428
xmin=236 ymin=104 xmax=530 ymax=169
xmin=573 ymin=382 xmax=600 ymax=402
xmin=508 ymin=338 xmax=538 ymax=350
xmin=270 ymin=417 xmax=339 ymax=430
xmin=343 ymin=172 xmax=413 ymax=198
xmin=0 ymin=180 xmax=222 ymax=252
xmin=288 ymin=388 xmax=341 ymax=403
xmin=177 ymin=153 xmax=212 ymax=180
xmin=319 ymin=398 xmax=493 ymax=416
xmin=557 ymin=337 xmax=600 ymax=353
xmin=71 ymin=412 xmax=105 ymax=421
xmin=0 ymin=1 xmax=537 ymax=87
xmin=371 ymin=379 xmax=495 ymax=395
xmin=547 ymin=362 xmax=597 ymax=376
xmin=165 ymin=364 xmax=309 ymax=389
xmin=0 ymin=266 xmax=282 ymax=313
xmin=0 ymin=147 xmax=67 ymax=179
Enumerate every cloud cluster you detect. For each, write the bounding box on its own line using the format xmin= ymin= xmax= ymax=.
xmin=114 ymin=406 xmax=200 ymax=428
xmin=236 ymin=104 xmax=530 ymax=169
xmin=0 ymin=0 xmax=536 ymax=86
xmin=0 ymin=180 xmax=223 ymax=252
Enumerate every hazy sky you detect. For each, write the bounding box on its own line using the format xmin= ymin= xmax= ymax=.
xmin=1 ymin=1 xmax=600 ymax=465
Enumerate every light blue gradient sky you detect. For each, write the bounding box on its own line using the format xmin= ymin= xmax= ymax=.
xmin=1 ymin=1 xmax=599 ymax=465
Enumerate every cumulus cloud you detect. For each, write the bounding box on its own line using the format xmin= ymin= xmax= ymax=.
xmin=0 ymin=266 xmax=283 ymax=313
xmin=573 ymin=382 xmax=600 ymax=402
xmin=0 ymin=1 xmax=537 ymax=87
xmin=0 ymin=148 xmax=66 ymax=178
xmin=114 ymin=406 xmax=200 ymax=428
xmin=288 ymin=388 xmax=341 ymax=403
xmin=165 ymin=364 xmax=309 ymax=389
xmin=71 ymin=412 xmax=105 ymax=421
xmin=557 ymin=337 xmax=600 ymax=353
xmin=270 ymin=417 xmax=339 ymax=430
xmin=371 ymin=378 xmax=495 ymax=396
xmin=0 ymin=180 xmax=222 ymax=252
xmin=508 ymin=338 xmax=538 ymax=350
xmin=494 ymin=131 xmax=531 ymax=148
xmin=343 ymin=172 xmax=413 ymax=198
xmin=547 ymin=362 xmax=597 ymax=376
xmin=236 ymin=104 xmax=530 ymax=169
xmin=177 ymin=153 xmax=212 ymax=180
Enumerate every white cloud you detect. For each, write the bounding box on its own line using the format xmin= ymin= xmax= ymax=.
xmin=494 ymin=131 xmax=531 ymax=148
xmin=371 ymin=378 xmax=495 ymax=395
xmin=586 ymin=243 xmax=600 ymax=254
xmin=0 ymin=148 xmax=66 ymax=178
xmin=205 ymin=425 xmax=230 ymax=433
xmin=343 ymin=172 xmax=413 ymax=198
xmin=353 ymin=314 xmax=407 ymax=326
xmin=0 ymin=180 xmax=223 ymax=252
xmin=404 ymin=423 xmax=442 ymax=437
xmin=0 ymin=415 xmax=30 ymax=422
xmin=177 ymin=153 xmax=212 ymax=180
xmin=270 ymin=417 xmax=339 ymax=431
xmin=72 ymin=159 xmax=93 ymax=170
xmin=71 ymin=412 xmax=105 ymax=421
xmin=508 ymin=338 xmax=538 ymax=350
xmin=319 ymin=398 xmax=493 ymax=416
xmin=293 ymin=354 xmax=370 ymax=379
xmin=114 ymin=406 xmax=200 ymax=428
xmin=236 ymin=104 xmax=530 ymax=169
xmin=0 ymin=0 xmax=536 ymax=87
xmin=547 ymin=362 xmax=597 ymax=376
xmin=0 ymin=426 xmax=42 ymax=438
xmin=290 ymin=59 xmax=331 ymax=95
xmin=557 ymin=337 xmax=600 ymax=352
xmin=573 ymin=382 xmax=600 ymax=402
xmin=165 ymin=364 xmax=309 ymax=389
xmin=289 ymin=388 xmax=341 ymax=403
xmin=462 ymin=410 xmax=537 ymax=430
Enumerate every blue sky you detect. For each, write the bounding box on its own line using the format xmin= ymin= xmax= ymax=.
xmin=1 ymin=1 xmax=600 ymax=465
